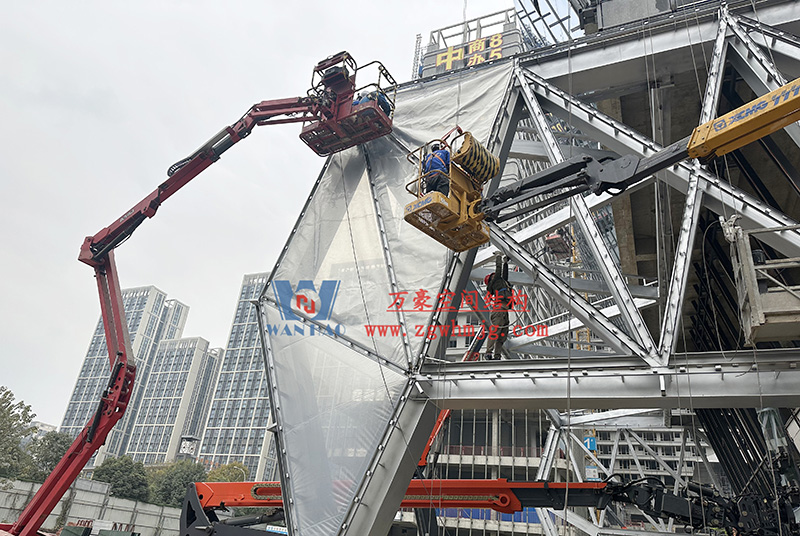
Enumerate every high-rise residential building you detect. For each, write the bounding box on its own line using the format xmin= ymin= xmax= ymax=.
xmin=21 ymin=421 xmax=59 ymax=447
xmin=60 ymin=286 xmax=188 ymax=467
xmin=198 ymin=273 xmax=276 ymax=481
xmin=126 ymin=338 xmax=221 ymax=465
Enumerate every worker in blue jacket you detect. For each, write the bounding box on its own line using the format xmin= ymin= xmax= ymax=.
xmin=423 ymin=143 xmax=451 ymax=196
xmin=353 ymin=91 xmax=392 ymax=116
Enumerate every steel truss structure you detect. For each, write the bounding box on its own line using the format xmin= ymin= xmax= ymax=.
xmin=258 ymin=2 xmax=800 ymax=535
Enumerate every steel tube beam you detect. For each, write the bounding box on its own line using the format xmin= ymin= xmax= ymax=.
xmin=414 ymin=366 xmax=800 ymax=410
xmin=470 ymin=266 xmax=659 ymax=299
xmin=727 ymin=13 xmax=800 ymax=149
xmin=535 ymin=426 xmax=561 ymax=536
xmin=519 ymin=67 xmax=800 ymax=259
xmin=514 ymin=1 xmax=800 ymax=94
xmin=657 ymin=166 xmax=703 ymax=358
xmin=515 ymin=67 xmax=657 ymax=356
xmin=508 ymin=298 xmax=655 ymax=351
xmin=415 ymin=349 xmax=800 ymax=410
xmin=736 ymin=13 xmax=800 ymax=78
xmin=474 ymin=191 xmax=615 ymax=266
xmin=510 ymin=138 xmax=616 ymax=161
xmin=562 ymin=409 xmax=663 ymax=426
xmin=421 ymin=347 xmax=800 ymax=373
xmin=489 ymin=222 xmax=652 ymax=360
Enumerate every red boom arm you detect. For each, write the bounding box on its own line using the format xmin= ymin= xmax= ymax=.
xmin=181 ymin=478 xmax=740 ymax=535
xmin=3 ymin=51 xmax=394 ymax=536
xmin=77 ymin=96 xmax=324 ymax=268
xmin=1 ymin=251 xmax=136 ymax=536
xmin=2 ymin=96 xmax=321 ymax=536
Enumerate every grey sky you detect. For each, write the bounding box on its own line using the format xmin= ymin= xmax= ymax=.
xmin=0 ymin=1 xmax=508 ymax=426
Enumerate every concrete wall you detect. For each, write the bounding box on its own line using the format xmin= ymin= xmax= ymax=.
xmin=598 ymin=0 xmax=674 ymax=29
xmin=0 ymin=479 xmax=180 ymax=536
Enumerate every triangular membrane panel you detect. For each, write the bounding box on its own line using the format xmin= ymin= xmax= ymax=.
xmin=260 ymin=63 xmax=515 ymax=536
xmin=262 ymin=303 xmax=406 ymax=536
xmin=267 ymin=151 xmax=407 ymax=367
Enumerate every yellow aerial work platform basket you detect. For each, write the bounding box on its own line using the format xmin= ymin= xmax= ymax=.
xmin=404 ymin=128 xmax=499 ymax=252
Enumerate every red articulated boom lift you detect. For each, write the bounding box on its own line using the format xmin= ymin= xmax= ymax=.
xmin=0 ymin=51 xmax=394 ymax=536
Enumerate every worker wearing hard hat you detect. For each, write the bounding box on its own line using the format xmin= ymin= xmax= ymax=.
xmin=423 ymin=143 xmax=451 ymax=196
xmin=353 ymin=90 xmax=392 ymax=116
xmin=484 ymin=254 xmax=512 ymax=360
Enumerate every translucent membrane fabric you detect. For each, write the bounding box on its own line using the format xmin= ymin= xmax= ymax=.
xmin=260 ymin=63 xmax=513 ymax=536
xmin=263 ymin=303 xmax=406 ymax=535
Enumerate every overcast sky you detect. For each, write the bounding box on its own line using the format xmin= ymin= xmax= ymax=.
xmin=0 ymin=1 xmax=511 ymax=426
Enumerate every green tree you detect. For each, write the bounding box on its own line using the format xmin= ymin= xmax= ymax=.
xmin=149 ymin=460 xmax=206 ymax=507
xmin=206 ymin=462 xmax=249 ymax=482
xmin=20 ymin=431 xmax=74 ymax=482
xmin=0 ymin=386 xmax=35 ymax=479
xmin=92 ymin=456 xmax=149 ymax=502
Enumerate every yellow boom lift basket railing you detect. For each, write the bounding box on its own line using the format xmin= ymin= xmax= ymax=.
xmin=404 ymin=127 xmax=500 ymax=252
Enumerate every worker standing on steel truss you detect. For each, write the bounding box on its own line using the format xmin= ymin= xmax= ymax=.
xmin=484 ymin=254 xmax=512 ymax=360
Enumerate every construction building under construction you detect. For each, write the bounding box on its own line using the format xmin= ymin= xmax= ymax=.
xmin=253 ymin=1 xmax=800 ymax=535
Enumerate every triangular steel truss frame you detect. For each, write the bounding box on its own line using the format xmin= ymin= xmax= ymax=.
xmin=261 ymin=6 xmax=800 ymax=536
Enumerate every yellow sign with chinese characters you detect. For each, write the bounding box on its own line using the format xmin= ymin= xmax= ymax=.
xmin=435 ymin=33 xmax=504 ymax=71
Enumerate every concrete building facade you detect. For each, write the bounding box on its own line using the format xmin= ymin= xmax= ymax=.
xmin=197 ymin=273 xmax=277 ymax=481
xmin=60 ymin=286 xmax=188 ymax=467
xmin=126 ymin=338 xmax=221 ymax=465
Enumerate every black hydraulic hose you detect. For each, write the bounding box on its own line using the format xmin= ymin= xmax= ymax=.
xmin=91 ymin=213 xmax=147 ymax=262
xmin=167 ymin=156 xmax=193 ymax=177
xmin=220 ymin=511 xmax=284 ymax=527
